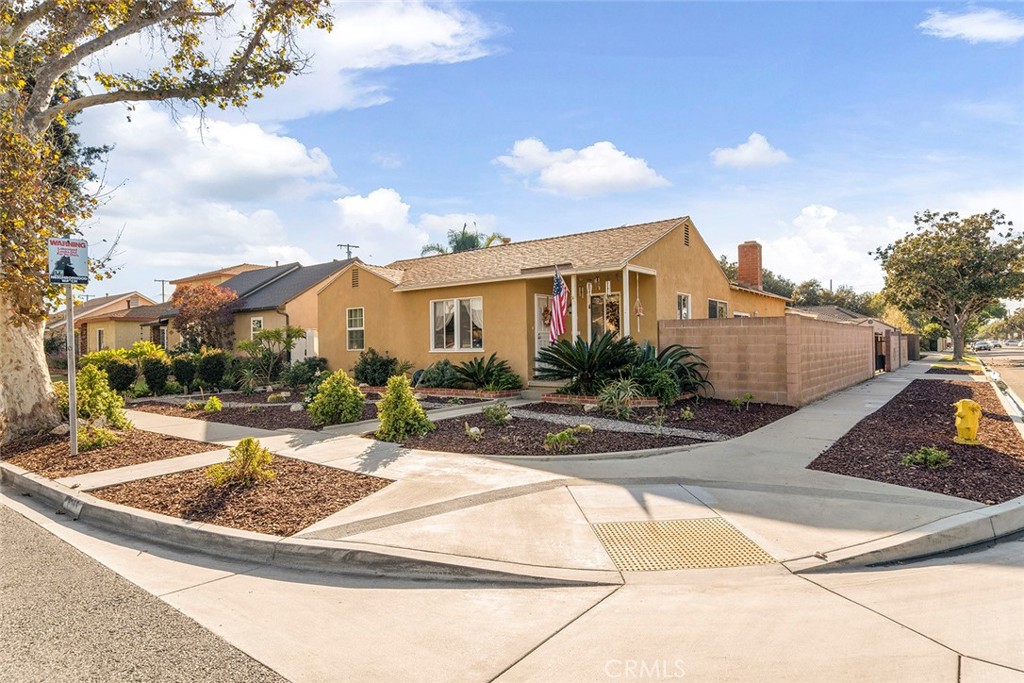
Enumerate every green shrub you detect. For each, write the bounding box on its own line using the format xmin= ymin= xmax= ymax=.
xmin=203 ymin=396 xmax=223 ymax=413
xmin=79 ymin=348 xmax=129 ymax=371
xmin=236 ymin=365 xmax=259 ymax=395
xmin=375 ymin=374 xmax=435 ymax=442
xmin=598 ymin=378 xmax=643 ymax=419
xmin=628 ymin=361 xmax=679 ymax=406
xmin=141 ymin=355 xmax=171 ymax=395
xmin=53 ymin=380 xmax=69 ymax=418
xmin=901 ymin=446 xmax=952 ymax=469
xmin=628 ymin=342 xmax=711 ymax=402
xmin=170 ymin=354 xmax=197 ymax=390
xmin=307 ymin=369 xmax=365 ymax=426
xmin=417 ymin=359 xmax=463 ymax=389
xmin=126 ymin=341 xmax=168 ymax=363
xmin=455 ymin=353 xmax=522 ymax=390
xmin=104 ymin=356 xmax=139 ymax=394
xmin=282 ymin=356 xmax=328 ymax=389
xmin=353 ymin=348 xmax=409 ymax=386
xmin=206 ymin=437 xmax=276 ymax=487
xmin=130 ymin=378 xmax=152 ymax=398
xmin=184 ymin=400 xmax=201 ymax=411
xmin=482 ymin=401 xmax=512 ymax=426
xmin=197 ymin=349 xmax=229 ymax=389
xmin=534 ymin=332 xmax=635 ymax=395
xmin=164 ymin=379 xmax=183 ymax=395
xmin=74 ymin=365 xmax=131 ymax=429
xmin=267 ymin=392 xmax=289 ymax=404
xmin=543 ymin=424 xmax=593 ymax=453
xmin=79 ymin=425 xmax=121 ymax=452
xmin=679 ymin=406 xmax=695 ymax=421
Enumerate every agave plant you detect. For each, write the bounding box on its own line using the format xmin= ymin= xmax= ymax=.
xmin=534 ymin=332 xmax=637 ymax=395
xmin=455 ymin=353 xmax=513 ymax=389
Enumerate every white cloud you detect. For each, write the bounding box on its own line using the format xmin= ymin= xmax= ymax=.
xmin=496 ymin=138 xmax=669 ymax=197
xmin=918 ymin=8 xmax=1024 ymax=44
xmin=711 ymin=133 xmax=791 ymax=168
xmin=371 ymin=152 xmax=403 ymax=169
xmin=759 ymin=205 xmax=907 ymax=293
xmin=333 ymin=189 xmax=501 ymax=263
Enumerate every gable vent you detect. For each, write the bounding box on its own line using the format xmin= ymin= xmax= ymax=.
xmin=351 ymin=268 xmax=360 ymax=288
xmin=684 ymin=223 xmax=690 ymax=247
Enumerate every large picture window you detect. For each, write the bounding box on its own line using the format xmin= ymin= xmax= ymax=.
xmin=431 ymin=297 xmax=483 ymax=351
xmin=347 ymin=308 xmax=365 ymax=351
xmin=708 ymin=299 xmax=728 ymax=319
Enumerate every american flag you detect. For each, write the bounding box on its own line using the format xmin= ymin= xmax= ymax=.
xmin=550 ymin=266 xmax=568 ymax=342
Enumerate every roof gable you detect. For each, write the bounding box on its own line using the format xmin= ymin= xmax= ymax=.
xmin=234 ymin=260 xmax=352 ymax=311
xmin=382 ymin=217 xmax=687 ymax=290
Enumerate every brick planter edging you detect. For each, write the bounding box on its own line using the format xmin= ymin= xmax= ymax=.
xmin=361 ymin=386 xmax=522 ymax=400
xmin=540 ymin=393 xmax=660 ymax=408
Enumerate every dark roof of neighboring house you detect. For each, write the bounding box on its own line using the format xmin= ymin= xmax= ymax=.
xmin=169 ymin=263 xmax=269 ymax=285
xmin=99 ymin=301 xmax=177 ymax=322
xmin=234 ymin=260 xmax=351 ymax=312
xmin=795 ymin=305 xmax=866 ymax=323
xmin=219 ymin=263 xmax=300 ymax=298
xmin=46 ymin=291 xmax=155 ymax=330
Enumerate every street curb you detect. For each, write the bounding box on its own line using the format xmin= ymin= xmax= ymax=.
xmin=784 ymin=496 xmax=1024 ymax=573
xmin=0 ymin=462 xmax=621 ymax=588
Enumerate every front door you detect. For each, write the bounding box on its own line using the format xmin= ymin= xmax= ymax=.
xmin=535 ymin=294 xmax=555 ymax=371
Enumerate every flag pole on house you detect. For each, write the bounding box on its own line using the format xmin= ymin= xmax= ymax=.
xmin=551 ymin=266 xmax=568 ymax=343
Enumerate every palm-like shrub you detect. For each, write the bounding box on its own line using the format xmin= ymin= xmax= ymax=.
xmin=534 ymin=332 xmax=636 ymax=395
xmin=644 ymin=343 xmax=713 ymax=398
xmin=455 ymin=353 xmax=522 ymax=391
xmin=598 ymin=378 xmax=644 ymax=419
xmin=375 ymin=375 xmax=434 ymax=442
xmin=307 ymin=369 xmax=365 ymax=425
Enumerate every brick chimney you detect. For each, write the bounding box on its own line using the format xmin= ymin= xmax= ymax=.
xmin=737 ymin=241 xmax=763 ymax=290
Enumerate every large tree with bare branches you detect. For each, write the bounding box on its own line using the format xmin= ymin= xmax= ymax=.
xmin=0 ymin=1 xmax=332 ymax=443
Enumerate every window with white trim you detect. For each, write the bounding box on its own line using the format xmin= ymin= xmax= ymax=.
xmin=708 ymin=299 xmax=728 ymax=319
xmin=250 ymin=317 xmax=263 ymax=338
xmin=96 ymin=328 xmax=105 ymax=350
xmin=676 ymin=293 xmax=691 ymax=320
xmin=347 ymin=308 xmax=365 ymax=351
xmin=431 ymin=297 xmax=483 ymax=351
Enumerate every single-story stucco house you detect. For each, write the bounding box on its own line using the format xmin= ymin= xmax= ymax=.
xmin=317 ymin=216 xmax=788 ymax=382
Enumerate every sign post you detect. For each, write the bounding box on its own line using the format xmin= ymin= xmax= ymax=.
xmin=48 ymin=238 xmax=89 ymax=457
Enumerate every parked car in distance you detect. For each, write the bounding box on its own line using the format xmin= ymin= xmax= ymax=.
xmin=993 ymin=340 xmax=1002 ymax=348
xmin=1007 ymin=340 xmax=1022 ymax=347
xmin=974 ymin=341 xmax=992 ymax=351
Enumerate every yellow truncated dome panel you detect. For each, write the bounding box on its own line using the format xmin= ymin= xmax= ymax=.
xmin=592 ymin=518 xmax=775 ymax=571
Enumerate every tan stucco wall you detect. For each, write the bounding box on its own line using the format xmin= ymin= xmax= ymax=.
xmin=659 ymin=315 xmax=874 ymax=406
xmin=232 ymin=310 xmax=287 ymax=348
xmin=282 ymin=285 xmax=321 ymax=331
xmin=319 ymin=266 xmax=532 ymax=379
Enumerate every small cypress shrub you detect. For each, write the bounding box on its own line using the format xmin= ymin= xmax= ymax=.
xmin=170 ymin=354 xmax=197 ymax=391
xmin=206 ymin=437 xmax=276 ymax=487
xmin=203 ymin=396 xmax=223 ymax=413
xmin=375 ymin=374 xmax=434 ymax=442
xmin=307 ymin=369 xmax=366 ymax=425
xmin=197 ymin=349 xmax=228 ymax=389
xmin=74 ymin=365 xmax=131 ymax=429
xmin=141 ymin=355 xmax=171 ymax=395
xmin=104 ymin=356 xmax=139 ymax=394
xmin=79 ymin=425 xmax=121 ymax=451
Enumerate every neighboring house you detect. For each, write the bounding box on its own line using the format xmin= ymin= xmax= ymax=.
xmin=317 ymin=216 xmax=789 ymax=382
xmin=45 ymin=291 xmax=158 ymax=355
xmin=168 ymin=263 xmax=269 ymax=291
xmin=85 ymin=302 xmax=181 ymax=351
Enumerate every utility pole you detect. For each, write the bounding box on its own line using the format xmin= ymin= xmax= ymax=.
xmin=154 ymin=279 xmax=172 ymax=302
xmin=337 ymin=243 xmax=359 ymax=259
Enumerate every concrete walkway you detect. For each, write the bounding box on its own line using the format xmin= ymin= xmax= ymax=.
xmin=5 ymin=356 xmax=1024 ymax=681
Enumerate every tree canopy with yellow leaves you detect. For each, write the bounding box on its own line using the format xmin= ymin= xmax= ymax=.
xmin=0 ymin=1 xmax=333 ymax=443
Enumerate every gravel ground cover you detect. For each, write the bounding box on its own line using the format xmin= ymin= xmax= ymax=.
xmin=2 ymin=429 xmax=221 ymax=478
xmin=401 ymin=414 xmax=698 ymax=456
xmin=808 ymin=379 xmax=1024 ymax=504
xmin=92 ymin=456 xmax=391 ymax=536
xmin=523 ymin=399 xmax=796 ymax=437
xmin=0 ymin=505 xmax=286 ymax=683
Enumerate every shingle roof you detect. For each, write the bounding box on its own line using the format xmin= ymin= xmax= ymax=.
xmin=234 ymin=260 xmax=351 ymax=311
xmin=46 ymin=291 xmax=153 ymax=329
xmin=169 ymin=263 xmax=269 ymax=285
xmin=219 ymin=263 xmax=299 ymax=298
xmin=101 ymin=301 xmax=177 ymax=322
xmin=383 ymin=217 xmax=686 ymax=290
xmin=796 ymin=305 xmax=866 ymax=322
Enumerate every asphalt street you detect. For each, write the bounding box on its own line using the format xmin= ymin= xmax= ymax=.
xmin=0 ymin=503 xmax=286 ymax=683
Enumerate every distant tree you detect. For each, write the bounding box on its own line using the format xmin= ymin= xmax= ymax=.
xmin=789 ymin=279 xmax=878 ymax=315
xmin=421 ymin=223 xmax=506 ymax=256
xmin=170 ymin=284 xmax=238 ymax=350
xmin=717 ymin=255 xmax=796 ymax=298
xmin=875 ymin=210 xmax=1024 ymax=360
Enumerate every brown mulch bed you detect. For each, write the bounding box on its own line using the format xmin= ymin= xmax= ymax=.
xmin=401 ymin=414 xmax=698 ymax=457
xmin=1 ymin=429 xmax=221 ymax=479
xmin=211 ymin=391 xmax=305 ymax=404
xmin=91 ymin=456 xmax=391 ymax=537
xmin=926 ymin=366 xmax=983 ymax=376
xmin=522 ymin=399 xmax=797 ymax=437
xmin=808 ymin=380 xmax=1024 ymax=504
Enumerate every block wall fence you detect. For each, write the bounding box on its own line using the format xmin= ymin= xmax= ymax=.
xmin=659 ymin=315 xmax=876 ymax=407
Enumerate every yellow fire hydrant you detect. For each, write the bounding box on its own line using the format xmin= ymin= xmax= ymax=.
xmin=952 ymin=399 xmax=982 ymax=445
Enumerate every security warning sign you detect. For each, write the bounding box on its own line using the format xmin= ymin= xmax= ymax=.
xmin=48 ymin=238 xmax=89 ymax=285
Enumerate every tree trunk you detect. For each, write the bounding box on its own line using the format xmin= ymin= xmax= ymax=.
xmin=0 ymin=295 xmax=59 ymax=444
xmin=949 ymin=317 xmax=965 ymax=361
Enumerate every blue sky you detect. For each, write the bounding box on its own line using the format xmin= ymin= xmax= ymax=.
xmin=77 ymin=2 xmax=1024 ymax=304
